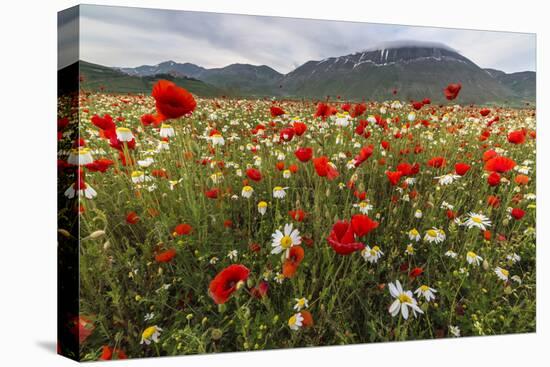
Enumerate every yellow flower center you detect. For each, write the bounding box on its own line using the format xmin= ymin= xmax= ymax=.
xmin=142 ymin=326 xmax=156 ymax=339
xmin=420 ymin=285 xmax=429 ymax=292
xmin=427 ymin=229 xmax=437 ymax=237
xmin=472 ymin=217 xmax=482 ymax=224
xmin=258 ymin=201 xmax=267 ymax=208
xmin=243 ymin=186 xmax=253 ymax=192
xmin=467 ymin=251 xmax=477 ymax=259
xmin=274 ymin=186 xmax=283 ymax=192
xmin=288 ymin=315 xmax=297 ymax=327
xmin=398 ymin=294 xmax=412 ymax=303
xmin=500 ymin=268 xmax=509 ymax=276
xmin=117 ymin=127 xmax=131 ymax=133
xmin=131 ymin=171 xmax=144 ymax=177
xmin=281 ymin=235 xmax=293 ymax=249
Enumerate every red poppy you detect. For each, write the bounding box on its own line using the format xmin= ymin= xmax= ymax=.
xmin=483 ymin=230 xmax=492 ymax=241
xmin=327 ymin=221 xmax=365 ymax=255
xmin=270 ymin=106 xmax=285 ymax=117
xmin=479 ymin=108 xmax=491 ymax=117
xmin=508 ymin=130 xmax=526 ymax=144
xmin=283 ymin=245 xmax=305 ymax=278
xmin=300 ymin=310 xmax=314 ymax=328
xmin=85 ymin=158 xmax=114 ymax=173
xmin=293 ymin=122 xmax=307 ymax=136
xmin=350 ymin=214 xmax=379 ymax=237
xmin=409 ymin=267 xmax=424 ymax=278
xmin=174 ymin=223 xmax=192 ymax=236
xmin=511 ymin=208 xmax=525 ymax=220
xmin=246 ymin=168 xmax=262 ymax=182
xmin=454 ymin=163 xmax=471 ymax=176
xmin=483 ymin=149 xmax=498 ymax=161
xmin=386 ymin=170 xmax=402 ymax=186
xmin=99 ymin=346 xmax=128 ymax=361
xmin=126 ymin=211 xmax=139 ymax=224
xmin=205 ymin=188 xmax=220 ymax=199
xmin=422 ymin=98 xmax=431 ymax=105
xmin=515 ymin=174 xmax=529 ymax=185
xmin=295 ymin=147 xmax=313 ymax=162
xmin=354 ymin=145 xmax=374 ymax=167
xmin=487 ymin=195 xmax=500 ymax=208
xmin=485 ymin=156 xmax=516 ymax=173
xmin=280 ymin=127 xmax=295 ymax=142
xmin=152 ymin=80 xmax=196 ymax=119
xmin=155 ymin=248 xmax=177 ymax=263
xmin=412 ymin=101 xmax=423 ymax=110
xmin=250 ymin=281 xmax=269 ymax=299
xmin=427 ymin=156 xmax=446 ymax=168
xmin=91 ymin=114 xmax=116 ymax=133
xmin=314 ymin=102 xmax=336 ymax=120
xmin=443 ymin=83 xmax=461 ymax=100
xmin=289 ymin=209 xmax=306 ymax=222
xmin=397 ymin=162 xmax=413 ymax=176
xmin=209 ymin=264 xmax=250 ymax=304
xmin=381 ymin=140 xmax=390 ymax=151
xmin=350 ymin=103 xmax=367 ymax=118
xmin=313 ymin=156 xmax=339 ymax=180
xmin=487 ymin=172 xmax=501 ymax=186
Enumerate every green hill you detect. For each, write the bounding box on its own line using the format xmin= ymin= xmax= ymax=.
xmin=79 ymin=61 xmax=225 ymax=96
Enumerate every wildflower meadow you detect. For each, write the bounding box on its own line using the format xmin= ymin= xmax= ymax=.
xmin=58 ymin=79 xmax=536 ymax=361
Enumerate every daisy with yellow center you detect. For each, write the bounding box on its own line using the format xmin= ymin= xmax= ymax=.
xmin=67 ymin=147 xmax=94 ymax=165
xmin=258 ymin=201 xmax=268 ymax=215
xmin=494 ymin=267 xmax=510 ymax=281
xmin=241 ymin=185 xmax=254 ymax=198
xmin=140 ymin=325 xmax=162 ymax=345
xmin=424 ymin=228 xmax=446 ymax=243
xmin=293 ymin=297 xmax=309 ymax=311
xmin=116 ymin=127 xmax=134 ymax=142
xmin=131 ymin=170 xmax=146 ymax=184
xmin=353 ymin=201 xmax=373 ymax=214
xmin=466 ymin=251 xmax=483 ymax=266
xmin=414 ymin=285 xmax=437 ymax=302
xmin=408 ymin=228 xmax=421 ymax=242
xmin=288 ymin=313 xmax=304 ymax=331
xmin=405 ymin=243 xmax=415 ymax=255
xmin=283 ymin=169 xmax=291 ymax=179
xmin=271 ymin=223 xmax=301 ymax=258
xmin=159 ymin=123 xmax=175 ymax=138
xmin=273 ymin=186 xmax=288 ymax=199
xmin=388 ymin=280 xmax=423 ymax=320
xmin=361 ymin=245 xmax=384 ymax=264
xmin=210 ymin=133 xmax=225 ymax=146
xmin=465 ymin=212 xmax=492 ymax=231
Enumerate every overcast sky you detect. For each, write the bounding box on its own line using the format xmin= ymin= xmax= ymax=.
xmin=68 ymin=4 xmax=535 ymax=73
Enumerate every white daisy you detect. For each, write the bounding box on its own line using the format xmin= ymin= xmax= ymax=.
xmin=466 ymin=251 xmax=483 ymax=266
xmin=273 ymin=186 xmax=288 ymax=199
xmin=414 ymin=285 xmax=437 ymax=302
xmin=288 ymin=313 xmax=304 ymax=330
xmin=465 ymin=212 xmax=492 ymax=231
xmin=258 ymin=201 xmax=268 ymax=215
xmin=271 ymin=223 xmax=302 ymax=257
xmin=159 ymin=123 xmax=175 ymax=138
xmin=408 ymin=228 xmax=421 ymax=242
xmin=388 ymin=280 xmax=424 ymax=320
xmin=494 ymin=267 xmax=510 ymax=281
xmin=293 ymin=297 xmax=309 ymax=311
xmin=116 ymin=127 xmax=134 ymax=142
xmin=241 ymin=185 xmax=254 ymax=198
xmin=140 ymin=326 xmax=162 ymax=345
xmin=361 ymin=245 xmax=384 ymax=264
xmin=424 ymin=228 xmax=446 ymax=244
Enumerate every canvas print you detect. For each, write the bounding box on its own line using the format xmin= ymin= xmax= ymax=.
xmin=57 ymin=4 xmax=536 ymax=361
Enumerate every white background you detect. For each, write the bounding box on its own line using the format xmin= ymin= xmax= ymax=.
xmin=0 ymin=0 xmax=547 ymax=365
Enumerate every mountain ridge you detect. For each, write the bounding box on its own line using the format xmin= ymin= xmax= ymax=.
xmin=86 ymin=44 xmax=535 ymax=104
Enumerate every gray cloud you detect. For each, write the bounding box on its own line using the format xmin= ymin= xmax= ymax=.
xmin=78 ymin=4 xmax=535 ymax=73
